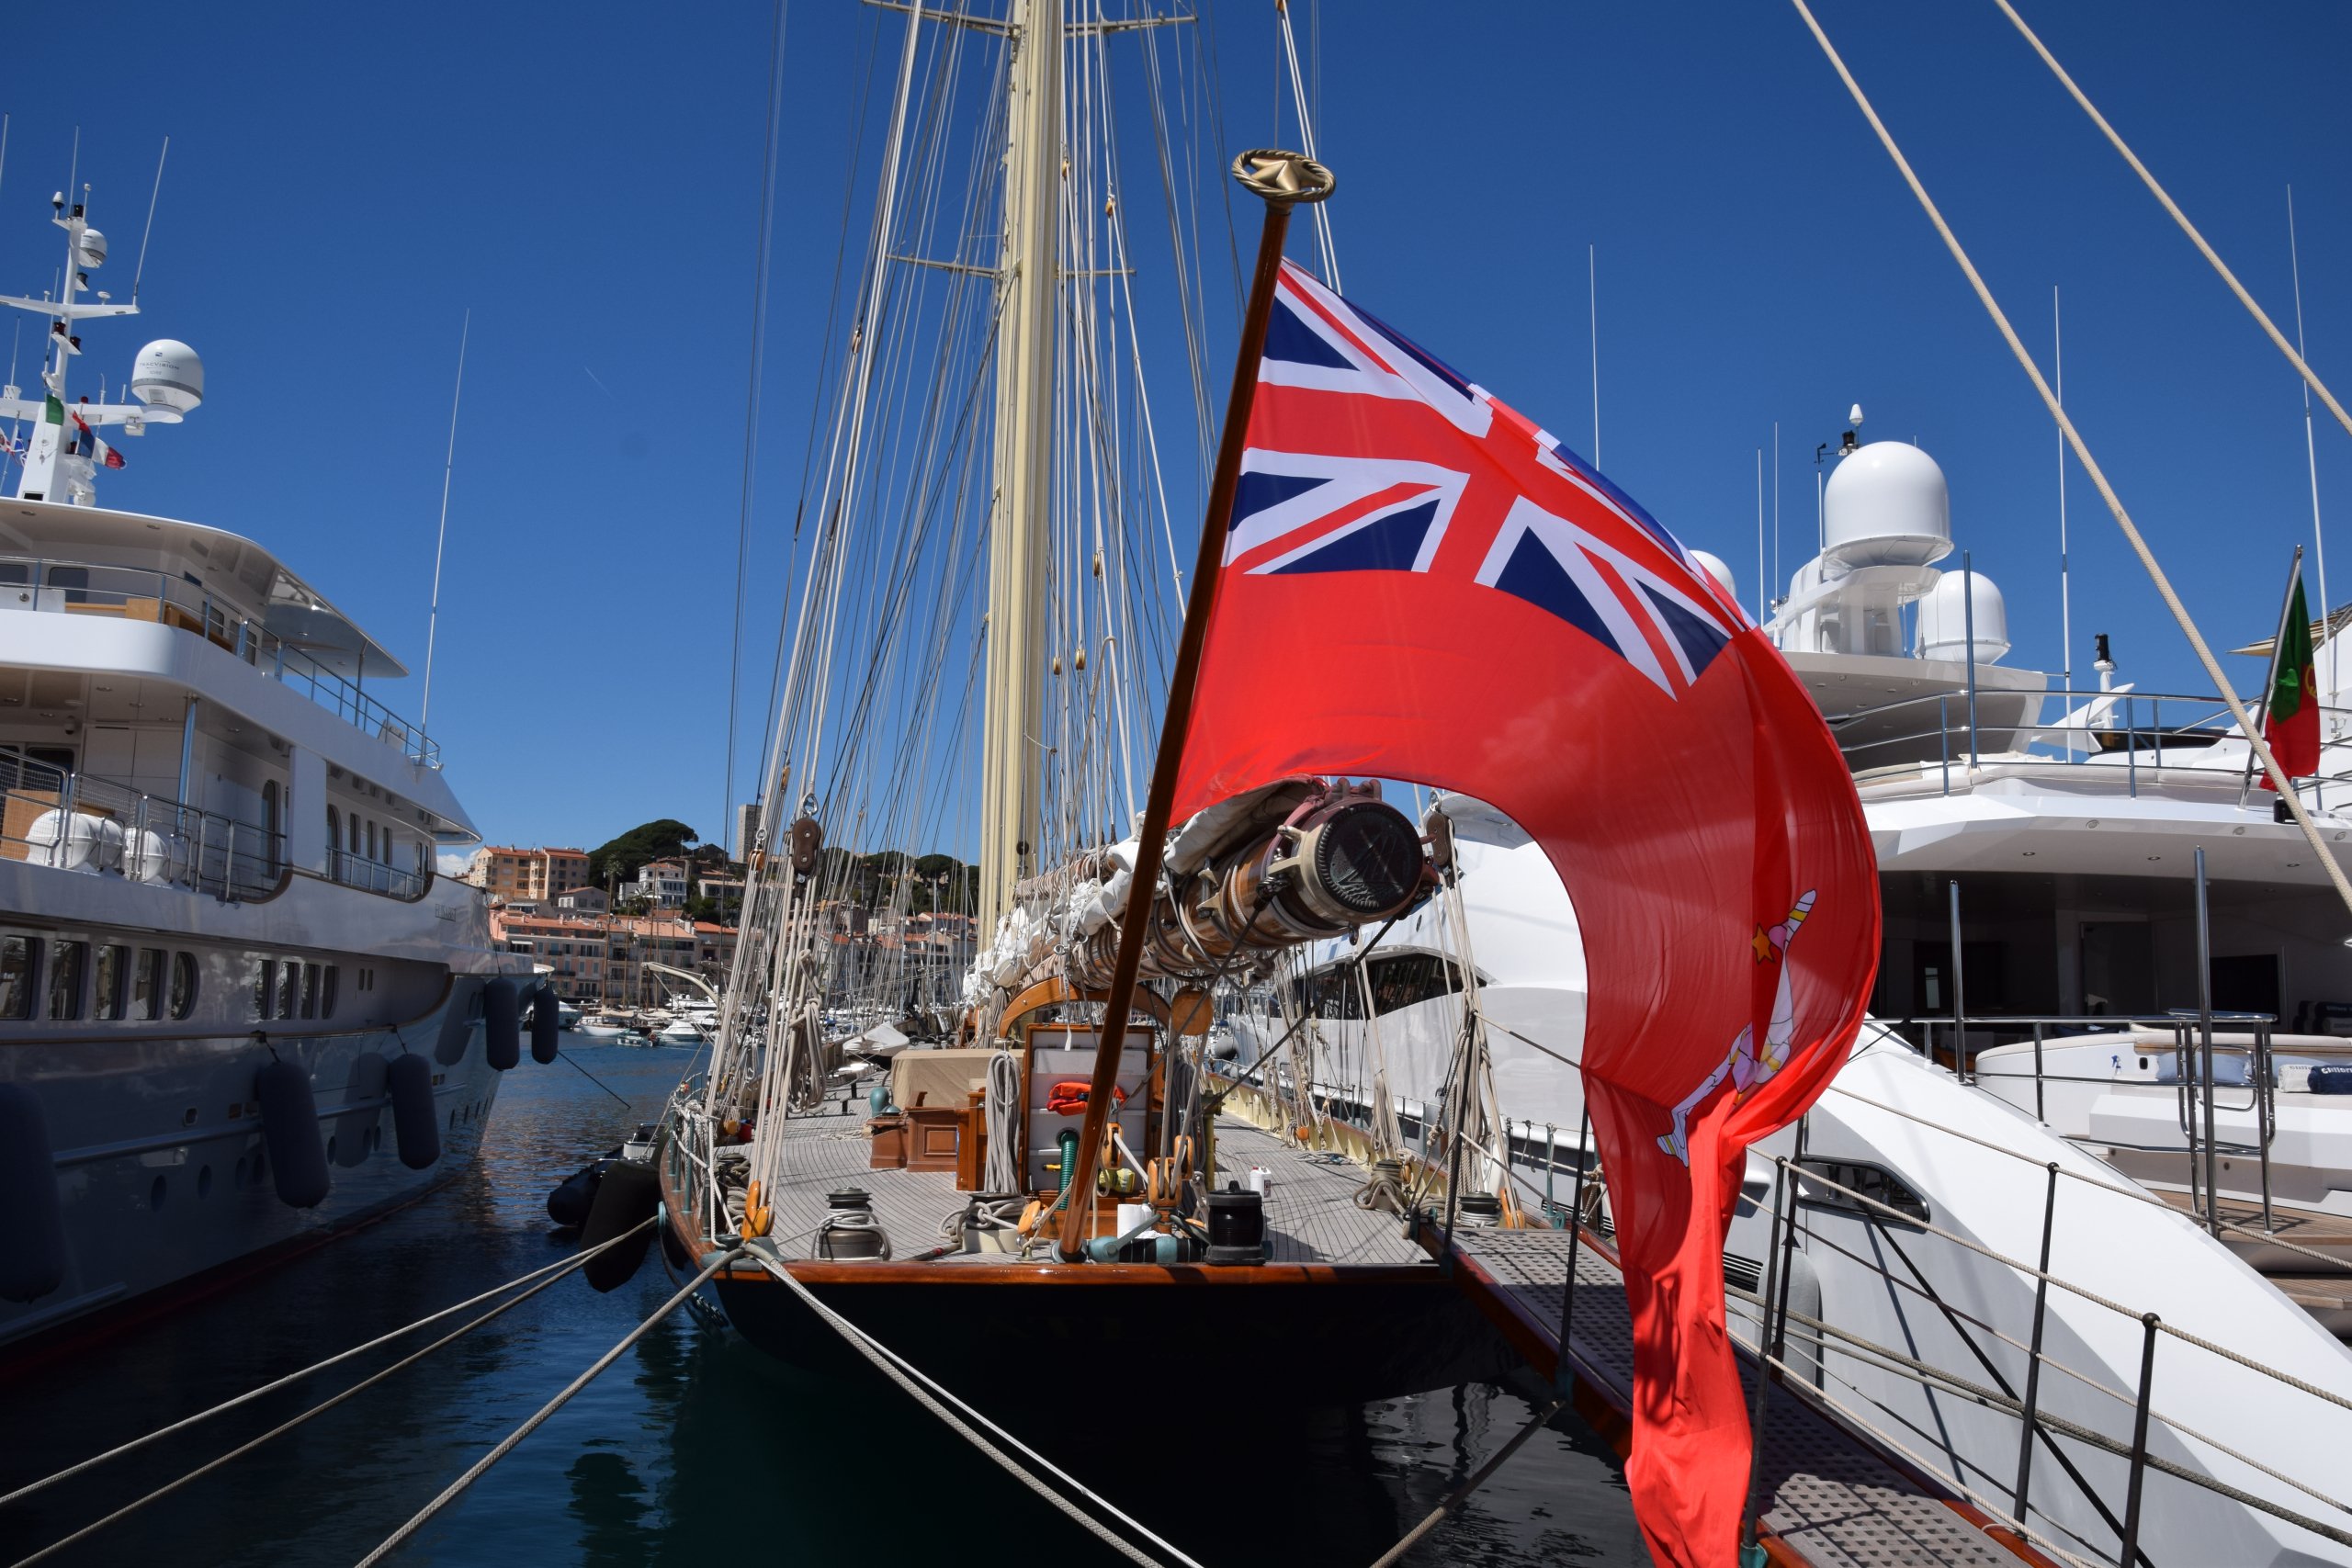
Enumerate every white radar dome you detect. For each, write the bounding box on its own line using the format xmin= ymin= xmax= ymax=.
xmin=74 ymin=227 xmax=107 ymax=269
xmin=1824 ymin=440 xmax=1952 ymax=569
xmin=1689 ymin=550 xmax=1736 ymax=604
xmin=1915 ymin=569 xmax=2009 ymax=665
xmin=130 ymin=340 xmax=204 ymax=417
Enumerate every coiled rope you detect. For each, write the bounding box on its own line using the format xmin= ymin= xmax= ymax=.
xmin=353 ymin=1246 xmax=743 ymax=1568
xmin=5 ymin=1219 xmax=654 ymax=1568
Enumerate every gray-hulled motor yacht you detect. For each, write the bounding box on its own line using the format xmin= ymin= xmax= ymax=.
xmin=0 ymin=173 xmax=537 ymax=1353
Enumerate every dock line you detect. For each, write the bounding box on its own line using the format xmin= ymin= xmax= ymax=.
xmin=5 ymin=1218 xmax=655 ymax=1568
xmin=0 ymin=1218 xmax=655 ymax=1512
xmin=1364 ymin=1396 xmax=1566 ymax=1568
xmin=353 ymin=1245 xmax=743 ymax=1568
xmin=752 ymin=1251 xmax=1206 ymax=1568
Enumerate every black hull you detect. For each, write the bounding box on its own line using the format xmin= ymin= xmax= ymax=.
xmin=710 ymin=1268 xmax=1515 ymax=1404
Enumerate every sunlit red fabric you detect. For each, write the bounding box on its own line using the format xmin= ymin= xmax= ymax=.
xmin=1173 ymin=261 xmax=1880 ymax=1568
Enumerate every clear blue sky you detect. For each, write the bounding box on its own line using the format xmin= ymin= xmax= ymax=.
xmin=10 ymin=2 xmax=2350 ymax=856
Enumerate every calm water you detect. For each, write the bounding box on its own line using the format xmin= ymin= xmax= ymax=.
xmin=0 ymin=1043 xmax=1647 ymax=1566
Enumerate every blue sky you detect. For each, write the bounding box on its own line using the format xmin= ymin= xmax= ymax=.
xmin=8 ymin=1 xmax=2350 ymax=855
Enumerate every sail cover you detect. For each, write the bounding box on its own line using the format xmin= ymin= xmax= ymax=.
xmin=1172 ymin=259 xmax=1879 ymax=1568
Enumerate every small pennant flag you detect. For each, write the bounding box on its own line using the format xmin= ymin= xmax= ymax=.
xmin=96 ymin=437 xmax=125 ymax=470
xmin=42 ymin=393 xmax=63 ymax=425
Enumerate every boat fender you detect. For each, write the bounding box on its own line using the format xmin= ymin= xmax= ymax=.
xmin=385 ymin=1053 xmax=442 ymax=1170
xmin=482 ymin=977 xmax=521 ymax=1072
xmin=530 ymin=988 xmax=560 ymax=1065
xmin=580 ymin=1160 xmax=660 ymax=1292
xmin=254 ymin=1055 xmax=332 ymax=1209
xmin=0 ymin=1084 xmax=68 ymax=1302
xmin=546 ymin=1160 xmax=604 ymax=1228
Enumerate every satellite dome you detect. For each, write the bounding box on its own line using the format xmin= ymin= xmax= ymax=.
xmin=1824 ymin=440 xmax=1952 ymax=568
xmin=1915 ymin=569 xmax=2009 ymax=665
xmin=1689 ymin=549 xmax=1736 ymax=604
xmin=130 ymin=341 xmax=204 ymax=417
xmin=74 ymin=228 xmax=107 ymax=269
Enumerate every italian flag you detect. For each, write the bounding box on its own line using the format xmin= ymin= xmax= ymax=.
xmin=2263 ymin=576 xmax=2320 ymax=787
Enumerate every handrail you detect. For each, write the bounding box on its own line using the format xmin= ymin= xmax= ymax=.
xmin=0 ymin=750 xmax=283 ymax=901
xmin=0 ymin=553 xmax=438 ymax=768
xmin=1826 ymin=685 xmax=2352 ymax=805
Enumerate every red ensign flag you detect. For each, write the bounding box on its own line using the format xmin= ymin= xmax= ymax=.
xmin=1172 ymin=261 xmax=1880 ymax=1567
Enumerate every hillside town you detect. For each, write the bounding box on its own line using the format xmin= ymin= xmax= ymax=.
xmin=459 ymin=829 xmax=978 ymax=1013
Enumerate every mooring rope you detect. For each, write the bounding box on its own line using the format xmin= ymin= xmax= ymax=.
xmin=1364 ymin=1397 xmax=1566 ymax=1568
xmin=1785 ymin=0 xmax=2352 ymax=930
xmin=0 ymin=1218 xmax=654 ymax=1511
xmin=352 ymin=1246 xmax=742 ymax=1568
xmin=751 ymin=1252 xmax=1205 ymax=1568
xmin=5 ymin=1219 xmax=655 ymax=1568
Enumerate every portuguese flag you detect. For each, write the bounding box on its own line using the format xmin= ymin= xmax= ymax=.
xmin=2262 ymin=576 xmax=2320 ymax=788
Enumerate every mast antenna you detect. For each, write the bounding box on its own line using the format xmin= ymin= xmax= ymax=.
xmin=1588 ymin=243 xmax=1600 ymax=467
xmin=1754 ymin=447 xmax=1765 ymax=623
xmin=131 ymin=137 xmax=168 ymax=306
xmin=2290 ymin=186 xmax=2329 ymax=658
xmin=0 ymin=115 xmax=11 ymax=220
xmin=2055 ymin=286 xmax=2071 ymax=696
xmin=419 ymin=310 xmax=469 ymax=735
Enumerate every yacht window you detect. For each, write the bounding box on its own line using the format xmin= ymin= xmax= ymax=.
xmin=0 ymin=562 xmax=24 ymax=584
xmin=301 ymin=963 xmax=320 ymax=1019
xmin=1796 ymin=1158 xmax=1929 ymax=1226
xmin=1366 ymin=953 xmax=1465 ymax=1015
xmin=348 ymin=814 xmax=360 ymax=855
xmin=168 ymin=953 xmax=198 ymax=1020
xmin=48 ymin=941 xmax=86 ymax=1021
xmin=322 ymin=966 xmax=338 ymax=1019
xmin=0 ymin=936 xmax=39 ymax=1019
xmin=276 ymin=961 xmax=300 ymax=1020
xmin=327 ymin=807 xmax=340 ymax=858
xmin=134 ymin=947 xmax=165 ymax=1020
xmin=45 ymin=565 xmax=90 ymax=604
xmin=254 ymin=959 xmax=276 ymax=1020
xmin=366 ymin=821 xmax=377 ymax=860
xmin=94 ymin=943 xmax=128 ymax=1021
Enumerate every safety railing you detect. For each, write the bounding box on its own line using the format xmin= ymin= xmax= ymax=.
xmin=328 ymin=846 xmax=429 ymax=900
xmin=1826 ymin=685 xmax=2352 ymax=805
xmin=1724 ymin=1145 xmax=2352 ymax=1568
xmin=0 ymin=748 xmax=284 ymax=901
xmin=0 ymin=554 xmax=438 ymax=768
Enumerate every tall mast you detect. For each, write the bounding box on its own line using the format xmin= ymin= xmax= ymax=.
xmin=978 ymin=0 xmax=1062 ymax=933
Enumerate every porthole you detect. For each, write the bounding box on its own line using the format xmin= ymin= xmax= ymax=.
xmin=198 ymin=1164 xmax=213 ymax=1199
xmin=149 ymin=1174 xmax=167 ymax=1212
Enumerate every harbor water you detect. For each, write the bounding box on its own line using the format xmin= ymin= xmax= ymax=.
xmin=0 ymin=1043 xmax=1648 ymax=1566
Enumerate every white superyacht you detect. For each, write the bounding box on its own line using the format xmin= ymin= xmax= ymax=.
xmin=1262 ymin=427 xmax=2352 ymax=1566
xmin=0 ymin=175 xmax=541 ymax=1353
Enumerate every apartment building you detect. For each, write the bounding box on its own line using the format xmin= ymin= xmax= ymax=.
xmin=466 ymin=845 xmax=594 ymax=903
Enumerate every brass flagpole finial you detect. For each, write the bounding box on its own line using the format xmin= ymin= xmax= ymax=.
xmin=1230 ymin=149 xmax=1335 ymax=208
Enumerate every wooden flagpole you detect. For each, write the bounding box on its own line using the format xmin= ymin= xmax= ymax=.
xmin=1055 ymin=149 xmax=1334 ymax=1261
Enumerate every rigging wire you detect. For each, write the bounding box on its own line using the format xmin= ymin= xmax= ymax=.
xmin=725 ymin=0 xmax=793 ymax=860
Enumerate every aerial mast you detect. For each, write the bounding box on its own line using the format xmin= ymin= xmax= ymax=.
xmin=978 ymin=0 xmax=1063 ymax=933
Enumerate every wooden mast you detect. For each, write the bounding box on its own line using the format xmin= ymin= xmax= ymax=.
xmin=1056 ymin=150 xmax=1335 ymax=1261
xmin=978 ymin=0 xmax=1063 ymax=937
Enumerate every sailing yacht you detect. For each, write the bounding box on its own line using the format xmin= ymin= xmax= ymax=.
xmin=0 ymin=170 xmax=540 ymax=1352
xmin=1277 ymin=430 xmax=2352 ymax=1564
xmin=650 ymin=1 xmax=1515 ymax=1403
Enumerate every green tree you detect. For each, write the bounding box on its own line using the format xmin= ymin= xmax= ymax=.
xmin=588 ymin=819 xmax=698 ymax=887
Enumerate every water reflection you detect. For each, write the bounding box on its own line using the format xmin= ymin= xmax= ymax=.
xmin=0 ymin=1043 xmax=1645 ymax=1566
